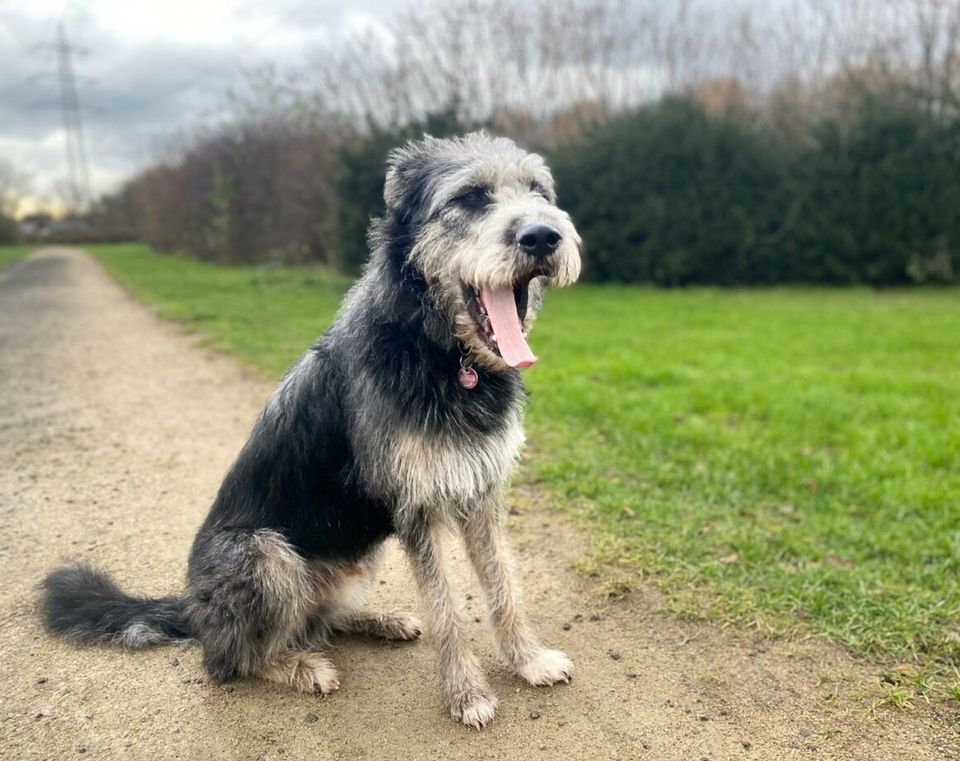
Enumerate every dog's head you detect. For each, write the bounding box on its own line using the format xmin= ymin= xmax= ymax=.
xmin=383 ymin=132 xmax=582 ymax=371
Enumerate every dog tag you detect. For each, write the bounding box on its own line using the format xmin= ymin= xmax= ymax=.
xmin=458 ymin=366 xmax=479 ymax=389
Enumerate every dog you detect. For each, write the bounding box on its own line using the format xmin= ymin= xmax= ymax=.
xmin=42 ymin=132 xmax=583 ymax=729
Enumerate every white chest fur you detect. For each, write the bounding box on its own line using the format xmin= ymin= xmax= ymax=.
xmin=386 ymin=415 xmax=525 ymax=515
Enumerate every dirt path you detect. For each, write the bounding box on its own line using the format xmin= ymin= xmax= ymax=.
xmin=0 ymin=248 xmax=953 ymax=760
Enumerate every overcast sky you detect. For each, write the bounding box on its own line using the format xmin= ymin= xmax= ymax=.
xmin=0 ymin=0 xmax=833 ymax=212
xmin=0 ymin=0 xmax=407 ymax=210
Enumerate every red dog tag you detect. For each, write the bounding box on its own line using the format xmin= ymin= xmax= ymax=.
xmin=458 ymin=366 xmax=479 ymax=389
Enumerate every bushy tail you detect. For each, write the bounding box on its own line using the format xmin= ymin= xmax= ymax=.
xmin=42 ymin=565 xmax=191 ymax=648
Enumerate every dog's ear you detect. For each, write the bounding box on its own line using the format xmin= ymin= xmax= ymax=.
xmin=384 ymin=136 xmax=444 ymax=226
xmin=383 ymin=148 xmax=409 ymax=212
xmin=384 ymin=139 xmax=426 ymax=216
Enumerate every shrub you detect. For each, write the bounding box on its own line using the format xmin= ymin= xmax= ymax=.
xmin=790 ymin=98 xmax=960 ymax=284
xmin=552 ymin=94 xmax=959 ymax=285
xmin=551 ymin=98 xmax=792 ymax=285
xmin=0 ymin=214 xmax=19 ymax=245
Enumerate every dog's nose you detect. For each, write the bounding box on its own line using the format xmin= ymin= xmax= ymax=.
xmin=516 ymin=223 xmax=562 ymax=258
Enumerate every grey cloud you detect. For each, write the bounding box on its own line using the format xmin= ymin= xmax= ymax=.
xmin=0 ymin=0 xmax=408 ymax=200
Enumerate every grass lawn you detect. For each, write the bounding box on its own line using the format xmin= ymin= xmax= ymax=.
xmin=88 ymin=243 xmax=960 ymax=684
xmin=0 ymin=245 xmax=34 ymax=269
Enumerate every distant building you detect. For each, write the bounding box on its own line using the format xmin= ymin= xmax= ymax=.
xmin=18 ymin=213 xmax=92 ymax=242
xmin=18 ymin=213 xmax=54 ymax=239
xmin=49 ymin=216 xmax=92 ymax=239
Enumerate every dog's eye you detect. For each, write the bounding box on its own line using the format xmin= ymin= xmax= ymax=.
xmin=451 ymin=186 xmax=491 ymax=211
xmin=530 ymin=181 xmax=551 ymax=200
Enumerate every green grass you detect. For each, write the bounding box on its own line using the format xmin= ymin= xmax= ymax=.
xmin=88 ymin=243 xmax=960 ymax=676
xmin=90 ymin=244 xmax=354 ymax=368
xmin=0 ymin=245 xmax=33 ymax=269
xmin=527 ymin=284 xmax=960 ymax=667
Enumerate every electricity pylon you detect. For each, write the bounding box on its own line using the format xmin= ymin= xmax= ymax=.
xmin=55 ymin=22 xmax=93 ymax=211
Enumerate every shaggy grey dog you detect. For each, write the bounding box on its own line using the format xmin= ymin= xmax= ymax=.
xmin=42 ymin=132 xmax=583 ymax=729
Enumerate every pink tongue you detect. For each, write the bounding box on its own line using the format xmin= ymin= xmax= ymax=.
xmin=480 ymin=287 xmax=538 ymax=369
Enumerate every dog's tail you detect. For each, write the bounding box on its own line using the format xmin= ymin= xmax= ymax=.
xmin=42 ymin=565 xmax=191 ymax=648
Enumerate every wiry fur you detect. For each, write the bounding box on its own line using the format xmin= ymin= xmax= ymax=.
xmin=41 ymin=132 xmax=582 ymax=729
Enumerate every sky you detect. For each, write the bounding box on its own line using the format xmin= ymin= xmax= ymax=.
xmin=0 ymin=0 xmax=826 ymax=214
xmin=0 ymin=0 xmax=405 ymax=212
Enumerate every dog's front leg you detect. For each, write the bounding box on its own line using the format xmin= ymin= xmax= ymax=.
xmin=462 ymin=505 xmax=573 ymax=687
xmin=399 ymin=514 xmax=498 ymax=729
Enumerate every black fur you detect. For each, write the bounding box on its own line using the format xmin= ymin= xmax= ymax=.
xmin=42 ymin=565 xmax=189 ymax=644
xmin=196 ymin=343 xmax=396 ymax=562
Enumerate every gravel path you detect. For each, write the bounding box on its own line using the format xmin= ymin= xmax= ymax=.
xmin=0 ymin=248 xmax=952 ymax=760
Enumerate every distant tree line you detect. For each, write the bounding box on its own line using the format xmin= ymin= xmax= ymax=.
xmin=556 ymin=93 xmax=960 ymax=285
xmin=88 ymin=0 xmax=960 ymax=285
xmin=0 ymin=158 xmax=30 ymax=244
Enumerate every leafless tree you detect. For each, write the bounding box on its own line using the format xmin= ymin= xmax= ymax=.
xmin=105 ymin=0 xmax=960 ymax=265
xmin=0 ymin=158 xmax=30 ymax=218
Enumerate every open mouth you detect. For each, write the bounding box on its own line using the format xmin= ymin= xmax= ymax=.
xmin=464 ymin=279 xmax=537 ymax=369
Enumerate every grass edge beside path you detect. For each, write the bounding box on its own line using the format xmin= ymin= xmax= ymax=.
xmin=0 ymin=245 xmax=34 ymax=270
xmin=84 ymin=243 xmax=960 ymax=709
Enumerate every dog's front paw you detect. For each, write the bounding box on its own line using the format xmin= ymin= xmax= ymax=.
xmin=515 ymin=647 xmax=573 ymax=686
xmin=449 ymin=686 xmax=499 ymax=730
xmin=378 ymin=611 xmax=423 ymax=641
xmin=269 ymin=651 xmax=341 ymax=695
xmin=298 ymin=653 xmax=341 ymax=695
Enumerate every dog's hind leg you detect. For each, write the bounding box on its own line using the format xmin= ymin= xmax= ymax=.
xmin=300 ymin=547 xmax=422 ymax=644
xmin=186 ymin=529 xmax=340 ymax=694
xmin=462 ymin=505 xmax=573 ymax=687
xmin=399 ymin=513 xmax=497 ymax=730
